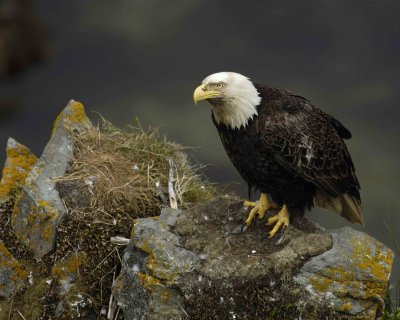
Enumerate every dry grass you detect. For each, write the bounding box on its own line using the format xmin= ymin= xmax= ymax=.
xmin=62 ymin=117 xmax=216 ymax=220
xmin=48 ymin=118 xmax=218 ymax=316
xmin=0 ymin=117 xmax=218 ymax=318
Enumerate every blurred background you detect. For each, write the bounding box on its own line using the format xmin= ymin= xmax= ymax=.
xmin=0 ymin=0 xmax=399 ymax=284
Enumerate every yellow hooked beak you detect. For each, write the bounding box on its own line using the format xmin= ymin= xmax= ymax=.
xmin=193 ymin=84 xmax=222 ymax=106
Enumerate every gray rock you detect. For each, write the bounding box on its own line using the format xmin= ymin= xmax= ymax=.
xmin=114 ymin=210 xmax=201 ymax=319
xmin=0 ymin=240 xmax=27 ymax=298
xmin=12 ymin=100 xmax=92 ymax=259
xmin=294 ymin=227 xmax=394 ymax=318
xmin=0 ymin=137 xmax=37 ymax=203
xmin=114 ymin=197 xmax=393 ymax=319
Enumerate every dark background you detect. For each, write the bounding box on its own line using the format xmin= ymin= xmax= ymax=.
xmin=1 ymin=0 xmax=399 ymax=284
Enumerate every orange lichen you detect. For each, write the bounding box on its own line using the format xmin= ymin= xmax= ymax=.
xmin=146 ymin=254 xmax=175 ymax=283
xmin=136 ymin=272 xmax=162 ymax=290
xmin=134 ymin=237 xmax=176 ymax=284
xmin=0 ymin=141 xmax=37 ymax=200
xmin=41 ymin=223 xmax=54 ymax=241
xmin=0 ymin=241 xmax=28 ymax=288
xmin=51 ymin=101 xmax=89 ymax=137
xmin=12 ymin=197 xmax=60 ymax=254
xmin=27 ymin=212 xmax=35 ymax=225
xmin=308 ymin=234 xmax=393 ymax=313
xmin=338 ymin=302 xmax=353 ymax=312
xmin=52 ymin=251 xmax=87 ymax=280
xmin=160 ymin=289 xmax=171 ymax=302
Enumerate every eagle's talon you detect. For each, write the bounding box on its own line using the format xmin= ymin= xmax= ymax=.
xmin=244 ymin=193 xmax=277 ymax=226
xmin=267 ymin=204 xmax=290 ymax=238
xmin=243 ymin=200 xmax=258 ymax=207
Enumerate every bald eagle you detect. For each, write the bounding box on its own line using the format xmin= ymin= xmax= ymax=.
xmin=193 ymin=72 xmax=362 ymax=237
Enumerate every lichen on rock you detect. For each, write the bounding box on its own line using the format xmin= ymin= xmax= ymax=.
xmin=0 ymin=240 xmax=28 ymax=298
xmin=0 ymin=101 xmax=394 ymax=319
xmin=11 ymin=100 xmax=93 ymax=259
xmin=294 ymin=227 xmax=394 ymax=319
xmin=113 ymin=197 xmax=394 ymax=319
xmin=0 ymin=137 xmax=37 ymax=203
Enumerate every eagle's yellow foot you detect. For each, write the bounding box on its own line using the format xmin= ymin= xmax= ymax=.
xmin=267 ymin=205 xmax=290 ymax=238
xmin=244 ymin=193 xmax=277 ymax=226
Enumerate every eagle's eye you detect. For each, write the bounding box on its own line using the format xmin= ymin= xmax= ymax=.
xmin=216 ymin=83 xmax=224 ymax=88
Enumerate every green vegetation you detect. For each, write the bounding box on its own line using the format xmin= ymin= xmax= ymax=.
xmin=384 ymin=219 xmax=400 ymax=319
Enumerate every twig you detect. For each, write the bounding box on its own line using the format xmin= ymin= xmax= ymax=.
xmin=110 ymin=236 xmax=130 ymax=246
xmin=107 ymin=268 xmax=118 ymax=320
xmin=17 ymin=310 xmax=26 ymax=320
xmin=107 ymin=293 xmax=115 ymax=320
xmin=99 ymin=266 xmax=117 ymax=305
xmin=168 ymin=158 xmax=178 ymax=209
xmin=89 ymin=248 xmax=116 ymax=275
xmin=180 ymin=306 xmax=189 ymax=317
xmin=8 ymin=299 xmax=13 ymax=320
xmin=155 ymin=181 xmax=168 ymax=206
xmin=114 ymin=306 xmax=121 ymax=320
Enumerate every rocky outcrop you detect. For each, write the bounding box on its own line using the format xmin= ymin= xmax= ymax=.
xmin=12 ymin=100 xmax=92 ymax=259
xmin=113 ymin=197 xmax=394 ymax=320
xmin=0 ymin=101 xmax=395 ymax=319
xmin=0 ymin=137 xmax=37 ymax=203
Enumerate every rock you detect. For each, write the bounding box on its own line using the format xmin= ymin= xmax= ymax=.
xmin=12 ymin=100 xmax=93 ymax=259
xmin=113 ymin=197 xmax=394 ymax=319
xmin=294 ymin=227 xmax=393 ymax=319
xmin=0 ymin=240 xmax=27 ymax=298
xmin=114 ymin=211 xmax=200 ymax=319
xmin=0 ymin=137 xmax=37 ymax=203
xmin=51 ymin=251 xmax=95 ymax=319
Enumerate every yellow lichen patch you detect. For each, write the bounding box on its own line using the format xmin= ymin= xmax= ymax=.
xmin=137 ymin=271 xmax=162 ymax=290
xmin=0 ymin=140 xmax=37 ymax=200
xmin=41 ymin=223 xmax=54 ymax=241
xmin=137 ymin=271 xmax=175 ymax=304
xmin=11 ymin=196 xmax=62 ymax=258
xmin=146 ymin=254 xmax=175 ymax=284
xmin=51 ymin=101 xmax=89 ymax=137
xmin=338 ymin=301 xmax=353 ymax=312
xmin=308 ymin=233 xmax=393 ymax=314
xmin=52 ymin=251 xmax=87 ymax=281
xmin=134 ymin=237 xmax=177 ymax=284
xmin=138 ymin=239 xmax=154 ymax=256
xmin=0 ymin=241 xmax=28 ymax=288
xmin=351 ymin=235 xmax=393 ymax=284
xmin=32 ymin=200 xmax=58 ymax=220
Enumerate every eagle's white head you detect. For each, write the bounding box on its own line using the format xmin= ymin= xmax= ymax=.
xmin=193 ymin=72 xmax=261 ymax=130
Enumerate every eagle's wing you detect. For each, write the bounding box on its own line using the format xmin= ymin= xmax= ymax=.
xmin=259 ymin=95 xmax=362 ymax=223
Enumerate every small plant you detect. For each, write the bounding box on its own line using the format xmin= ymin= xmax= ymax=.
xmin=383 ymin=218 xmax=400 ymax=320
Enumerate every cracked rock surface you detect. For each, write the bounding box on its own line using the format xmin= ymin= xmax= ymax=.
xmin=12 ymin=100 xmax=93 ymax=259
xmin=113 ymin=197 xmax=393 ymax=319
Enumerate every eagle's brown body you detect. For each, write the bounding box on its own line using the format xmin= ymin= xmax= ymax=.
xmin=213 ymin=83 xmax=362 ymax=223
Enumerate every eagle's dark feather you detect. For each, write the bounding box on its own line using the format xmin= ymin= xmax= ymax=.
xmin=213 ymin=83 xmax=362 ymax=224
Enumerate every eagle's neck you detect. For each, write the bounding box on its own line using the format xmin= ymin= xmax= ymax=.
xmin=210 ymin=82 xmax=261 ymax=130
